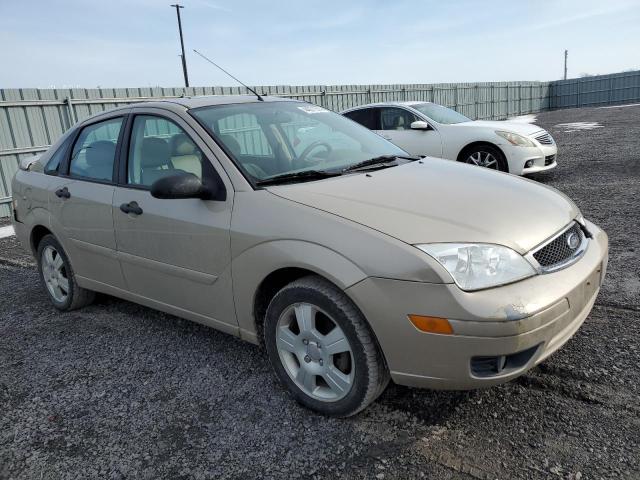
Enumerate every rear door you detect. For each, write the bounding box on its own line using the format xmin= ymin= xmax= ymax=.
xmin=378 ymin=107 xmax=443 ymax=157
xmin=112 ymin=109 xmax=236 ymax=332
xmin=48 ymin=114 xmax=127 ymax=289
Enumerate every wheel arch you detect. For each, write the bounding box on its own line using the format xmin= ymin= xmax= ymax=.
xmin=252 ymin=267 xmax=325 ymax=346
xmin=232 ymin=240 xmax=369 ymax=344
xmin=30 ymin=224 xmax=53 ymax=255
xmin=457 ymin=141 xmax=508 ymax=172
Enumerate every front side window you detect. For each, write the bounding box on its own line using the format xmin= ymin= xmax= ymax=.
xmin=380 ymin=108 xmax=418 ymax=131
xmin=343 ymin=108 xmax=380 ymax=130
xmin=411 ymin=103 xmax=471 ymax=124
xmin=69 ymin=117 xmax=123 ymax=182
xmin=127 ymin=115 xmax=205 ymax=187
xmin=191 ymin=102 xmax=405 ymax=183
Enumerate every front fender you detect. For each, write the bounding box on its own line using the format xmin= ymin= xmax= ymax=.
xmin=232 ymin=239 xmax=367 ymax=342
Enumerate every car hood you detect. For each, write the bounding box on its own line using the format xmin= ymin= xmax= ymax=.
xmin=453 ymin=120 xmax=544 ymax=136
xmin=267 ymin=159 xmax=579 ymax=254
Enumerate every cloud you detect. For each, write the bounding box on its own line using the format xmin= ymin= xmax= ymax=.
xmin=188 ymin=0 xmax=231 ymax=12
xmin=523 ymin=1 xmax=638 ymax=31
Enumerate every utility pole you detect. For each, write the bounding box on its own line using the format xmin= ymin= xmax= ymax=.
xmin=563 ymin=49 xmax=568 ymax=80
xmin=171 ymin=4 xmax=189 ymax=88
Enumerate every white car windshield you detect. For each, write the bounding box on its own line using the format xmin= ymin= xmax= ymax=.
xmin=191 ymin=101 xmax=407 ymax=184
xmin=412 ymin=103 xmax=471 ymax=124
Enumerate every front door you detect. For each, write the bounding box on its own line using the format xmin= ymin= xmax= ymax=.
xmin=112 ymin=111 xmax=236 ymax=331
xmin=48 ymin=115 xmax=126 ymax=289
xmin=376 ymin=107 xmax=443 ymax=157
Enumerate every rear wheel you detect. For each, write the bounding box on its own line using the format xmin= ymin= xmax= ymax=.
xmin=37 ymin=234 xmax=95 ymax=311
xmin=264 ymin=276 xmax=389 ymax=417
xmin=460 ymin=144 xmax=508 ymax=172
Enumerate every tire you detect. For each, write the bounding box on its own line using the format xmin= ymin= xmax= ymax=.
xmin=264 ymin=275 xmax=389 ymax=417
xmin=459 ymin=144 xmax=508 ymax=172
xmin=36 ymin=234 xmax=95 ymax=311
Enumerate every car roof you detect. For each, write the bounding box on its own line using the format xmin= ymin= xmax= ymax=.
xmin=75 ymin=95 xmax=301 ymax=125
xmin=341 ymin=101 xmax=431 ymax=113
xmin=158 ymin=94 xmax=298 ymax=109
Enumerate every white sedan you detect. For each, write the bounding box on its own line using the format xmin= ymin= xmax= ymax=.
xmin=341 ymin=101 xmax=557 ymax=175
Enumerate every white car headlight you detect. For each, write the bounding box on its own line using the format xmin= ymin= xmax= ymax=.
xmin=495 ymin=130 xmax=536 ymax=147
xmin=417 ymin=243 xmax=536 ymax=291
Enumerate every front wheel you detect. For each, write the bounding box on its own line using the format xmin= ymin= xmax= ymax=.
xmin=264 ymin=276 xmax=389 ymax=417
xmin=460 ymin=144 xmax=508 ymax=172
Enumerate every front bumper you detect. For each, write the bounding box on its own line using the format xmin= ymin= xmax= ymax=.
xmin=501 ymin=142 xmax=558 ymax=175
xmin=346 ymin=220 xmax=608 ymax=390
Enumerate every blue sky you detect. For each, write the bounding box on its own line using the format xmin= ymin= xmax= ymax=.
xmin=1 ymin=0 xmax=639 ymax=88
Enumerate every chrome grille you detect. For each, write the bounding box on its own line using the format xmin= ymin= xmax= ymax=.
xmin=532 ymin=222 xmax=585 ymax=269
xmin=534 ymin=131 xmax=554 ymax=145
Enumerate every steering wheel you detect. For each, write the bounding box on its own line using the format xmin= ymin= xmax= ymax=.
xmin=294 ymin=141 xmax=333 ymax=169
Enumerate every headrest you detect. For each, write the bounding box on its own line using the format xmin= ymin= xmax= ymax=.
xmin=219 ymin=134 xmax=242 ymax=157
xmin=86 ymin=141 xmax=116 ymax=166
xmin=141 ymin=137 xmax=170 ymax=168
xmin=171 ymin=133 xmax=196 ymax=156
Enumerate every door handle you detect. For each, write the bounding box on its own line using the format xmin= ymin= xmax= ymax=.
xmin=55 ymin=187 xmax=70 ymax=199
xmin=120 ymin=201 xmax=143 ymax=215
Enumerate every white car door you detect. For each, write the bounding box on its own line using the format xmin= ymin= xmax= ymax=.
xmin=377 ymin=107 xmax=443 ymax=157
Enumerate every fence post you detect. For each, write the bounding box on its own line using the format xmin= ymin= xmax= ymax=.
xmin=506 ymin=84 xmax=509 ymax=118
xmin=576 ymin=79 xmax=581 ymax=108
xmin=367 ymin=87 xmax=372 ymax=104
xmin=608 ymin=77 xmax=613 ymax=105
xmin=65 ymin=97 xmax=76 ymax=127
xmin=454 ymin=85 xmax=459 ymax=111
xmin=401 ymin=87 xmax=406 ymax=102
xmin=492 ymin=84 xmax=496 ymax=119
xmin=474 ymin=84 xmax=478 ymax=119
xmin=518 ymin=85 xmax=522 ymax=115
xmin=320 ymin=90 xmax=326 ymax=108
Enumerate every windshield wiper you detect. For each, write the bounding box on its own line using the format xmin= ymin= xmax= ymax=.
xmin=256 ymin=169 xmax=342 ymax=186
xmin=342 ymin=154 xmax=421 ymax=173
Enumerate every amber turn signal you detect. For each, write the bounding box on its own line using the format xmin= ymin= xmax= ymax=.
xmin=408 ymin=315 xmax=453 ymax=334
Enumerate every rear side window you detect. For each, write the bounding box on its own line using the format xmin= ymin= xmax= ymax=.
xmin=69 ymin=118 xmax=123 ymax=182
xmin=344 ymin=108 xmax=380 ymax=130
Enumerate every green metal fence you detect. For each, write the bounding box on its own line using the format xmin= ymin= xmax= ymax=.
xmin=1 ymin=70 xmax=638 ymax=217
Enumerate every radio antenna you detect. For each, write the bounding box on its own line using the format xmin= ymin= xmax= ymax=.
xmin=193 ymin=49 xmax=264 ymax=101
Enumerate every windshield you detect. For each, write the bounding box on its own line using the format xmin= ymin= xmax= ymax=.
xmin=411 ymin=103 xmax=471 ymax=124
xmin=190 ymin=101 xmax=406 ymax=184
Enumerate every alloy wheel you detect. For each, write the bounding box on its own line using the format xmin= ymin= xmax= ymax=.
xmin=275 ymin=302 xmax=354 ymax=402
xmin=41 ymin=245 xmax=69 ymax=303
xmin=466 ymin=151 xmax=499 ymax=169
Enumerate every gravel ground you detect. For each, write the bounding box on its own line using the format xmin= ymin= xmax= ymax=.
xmin=1 ymin=105 xmax=639 ymax=480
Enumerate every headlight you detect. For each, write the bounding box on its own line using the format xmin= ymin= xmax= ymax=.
xmin=417 ymin=243 xmax=536 ymax=291
xmin=495 ymin=130 xmax=536 ymax=147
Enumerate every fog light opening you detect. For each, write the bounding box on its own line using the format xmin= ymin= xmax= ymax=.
xmin=471 ymin=344 xmax=541 ymax=378
xmin=524 ymin=160 xmax=534 ymax=168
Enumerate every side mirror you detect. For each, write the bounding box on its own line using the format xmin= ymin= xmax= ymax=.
xmin=150 ymin=173 xmax=217 ymax=200
xmin=410 ymin=120 xmax=431 ymax=130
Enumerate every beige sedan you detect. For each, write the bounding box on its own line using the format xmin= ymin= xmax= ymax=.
xmin=11 ymin=96 xmax=608 ymax=416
